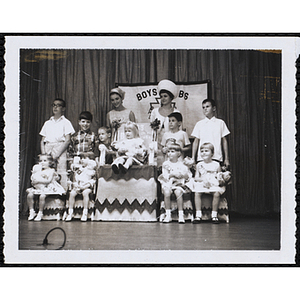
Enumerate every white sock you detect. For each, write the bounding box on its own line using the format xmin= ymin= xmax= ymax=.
xmin=196 ymin=210 xmax=202 ymax=218
xmin=178 ymin=210 xmax=184 ymax=217
xmin=82 ymin=208 xmax=88 ymax=215
xmin=68 ymin=208 xmax=74 ymax=215
xmin=166 ymin=209 xmax=171 ymax=217
xmin=212 ymin=211 xmax=218 ymax=218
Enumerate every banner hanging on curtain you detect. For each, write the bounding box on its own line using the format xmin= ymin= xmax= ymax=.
xmin=118 ymin=81 xmax=210 ymax=136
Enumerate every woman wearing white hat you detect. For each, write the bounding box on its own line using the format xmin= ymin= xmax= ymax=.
xmin=106 ymin=87 xmax=136 ymax=141
xmin=150 ymin=79 xmax=181 ymax=166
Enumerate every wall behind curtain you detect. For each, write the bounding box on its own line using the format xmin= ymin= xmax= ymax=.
xmin=19 ymin=49 xmax=281 ymax=215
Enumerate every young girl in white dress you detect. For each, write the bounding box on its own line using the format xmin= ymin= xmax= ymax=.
xmin=111 ymin=121 xmax=147 ymax=174
xmin=26 ymin=154 xmax=65 ymax=221
xmin=106 ymin=87 xmax=136 ymax=142
xmin=158 ymin=143 xmax=192 ymax=223
xmin=192 ymin=142 xmax=226 ymax=224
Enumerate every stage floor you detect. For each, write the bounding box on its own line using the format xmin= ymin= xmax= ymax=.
xmin=19 ymin=215 xmax=280 ymax=251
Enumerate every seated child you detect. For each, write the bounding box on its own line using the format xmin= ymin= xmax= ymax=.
xmin=65 ymin=155 xmax=97 ymax=222
xmin=158 ymin=143 xmax=192 ymax=224
xmin=27 ymin=154 xmax=65 ymax=221
xmin=111 ymin=121 xmax=147 ymax=174
xmin=68 ymin=111 xmax=97 ymax=159
xmin=96 ymin=126 xmax=115 ymax=166
xmin=161 ymin=112 xmax=191 ymax=159
xmin=192 ymin=142 xmax=226 ymax=224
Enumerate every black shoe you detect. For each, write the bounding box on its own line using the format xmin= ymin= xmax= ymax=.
xmin=192 ymin=217 xmax=202 ymax=224
xmin=119 ymin=164 xmax=127 ymax=174
xmin=212 ymin=217 xmax=220 ymax=224
xmin=111 ymin=164 xmax=119 ymax=174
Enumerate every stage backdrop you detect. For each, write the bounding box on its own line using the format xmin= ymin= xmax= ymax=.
xmin=118 ymin=81 xmax=209 ymax=136
xmin=19 ymin=49 xmax=281 ymax=216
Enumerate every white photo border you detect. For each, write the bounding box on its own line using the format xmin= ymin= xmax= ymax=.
xmin=3 ymin=35 xmax=298 ymax=264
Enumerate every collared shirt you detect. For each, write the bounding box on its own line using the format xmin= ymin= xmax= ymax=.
xmin=39 ymin=115 xmax=75 ymax=143
xmin=191 ymin=116 xmax=230 ymax=162
xmin=69 ymin=129 xmax=96 ymax=156
xmin=161 ymin=130 xmax=191 ymax=149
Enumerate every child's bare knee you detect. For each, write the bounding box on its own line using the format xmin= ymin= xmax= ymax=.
xmin=40 ymin=194 xmax=46 ymax=200
xmin=162 ymin=188 xmax=171 ymax=196
xmin=70 ymin=190 xmax=77 ymax=197
xmin=174 ymin=189 xmax=182 ymax=197
xmin=82 ymin=189 xmax=91 ymax=197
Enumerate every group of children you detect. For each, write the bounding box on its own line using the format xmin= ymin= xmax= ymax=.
xmin=26 ymin=82 xmax=231 ymax=224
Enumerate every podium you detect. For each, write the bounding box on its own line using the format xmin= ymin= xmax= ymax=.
xmin=94 ymin=165 xmax=157 ymax=222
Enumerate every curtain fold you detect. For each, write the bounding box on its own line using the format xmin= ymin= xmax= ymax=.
xmin=19 ymin=49 xmax=281 ymax=215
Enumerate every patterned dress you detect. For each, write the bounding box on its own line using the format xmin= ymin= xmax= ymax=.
xmin=193 ymin=160 xmax=225 ymax=194
xmin=158 ymin=160 xmax=192 ymax=193
xmin=26 ymin=164 xmax=65 ymax=195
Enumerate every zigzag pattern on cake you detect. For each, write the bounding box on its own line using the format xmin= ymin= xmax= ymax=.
xmin=97 ymin=178 xmax=156 ymax=204
xmin=94 ymin=198 xmax=157 ymax=214
xmin=73 ymin=207 xmax=95 ymax=215
xmin=43 ymin=208 xmax=65 ymax=216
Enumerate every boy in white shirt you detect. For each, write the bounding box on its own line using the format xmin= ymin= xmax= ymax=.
xmin=40 ymin=98 xmax=75 ymax=190
xmin=191 ymin=99 xmax=230 ymax=168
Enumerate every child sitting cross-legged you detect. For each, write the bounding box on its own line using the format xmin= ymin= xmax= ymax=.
xmin=111 ymin=121 xmax=147 ymax=174
xmin=158 ymin=143 xmax=192 ymax=224
xmin=192 ymin=142 xmax=226 ymax=224
xmin=65 ymin=155 xmax=97 ymax=222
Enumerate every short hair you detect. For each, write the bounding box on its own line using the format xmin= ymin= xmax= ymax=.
xmin=79 ymin=111 xmax=93 ymax=122
xmin=168 ymin=112 xmax=183 ymax=122
xmin=124 ymin=121 xmax=139 ymax=137
xmin=200 ymin=142 xmax=214 ymax=155
xmin=202 ymin=98 xmax=216 ymax=108
xmin=98 ymin=126 xmax=111 ymax=135
xmin=168 ymin=143 xmax=182 ymax=153
xmin=54 ymin=98 xmax=66 ymax=107
xmin=159 ymin=89 xmax=174 ymax=100
xmin=38 ymin=153 xmax=55 ymax=168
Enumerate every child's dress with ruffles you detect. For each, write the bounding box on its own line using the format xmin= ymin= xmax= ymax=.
xmin=68 ymin=160 xmax=97 ymax=193
xmin=193 ymin=160 xmax=225 ymax=194
xmin=158 ymin=160 xmax=192 ymax=193
xmin=113 ymin=137 xmax=147 ymax=164
xmin=26 ymin=164 xmax=65 ymax=195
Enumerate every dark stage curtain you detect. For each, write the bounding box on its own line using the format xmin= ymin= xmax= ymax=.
xmin=19 ymin=49 xmax=281 ymax=216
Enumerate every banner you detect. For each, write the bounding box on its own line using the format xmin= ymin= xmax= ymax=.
xmin=118 ymin=81 xmax=209 ymax=136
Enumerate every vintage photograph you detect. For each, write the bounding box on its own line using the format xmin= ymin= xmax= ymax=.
xmin=3 ymin=36 xmax=297 ymax=264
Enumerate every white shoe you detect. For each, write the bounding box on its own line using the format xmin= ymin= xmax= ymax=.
xmin=34 ymin=212 xmax=43 ymax=221
xmin=28 ymin=210 xmax=36 ymax=221
xmin=163 ymin=215 xmax=172 ymax=223
xmin=81 ymin=213 xmax=88 ymax=222
xmin=62 ymin=211 xmax=68 ymax=221
xmin=159 ymin=213 xmax=165 ymax=222
xmin=56 ymin=213 xmax=61 ymax=221
xmin=178 ymin=215 xmax=185 ymax=224
xmin=65 ymin=213 xmax=74 ymax=222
